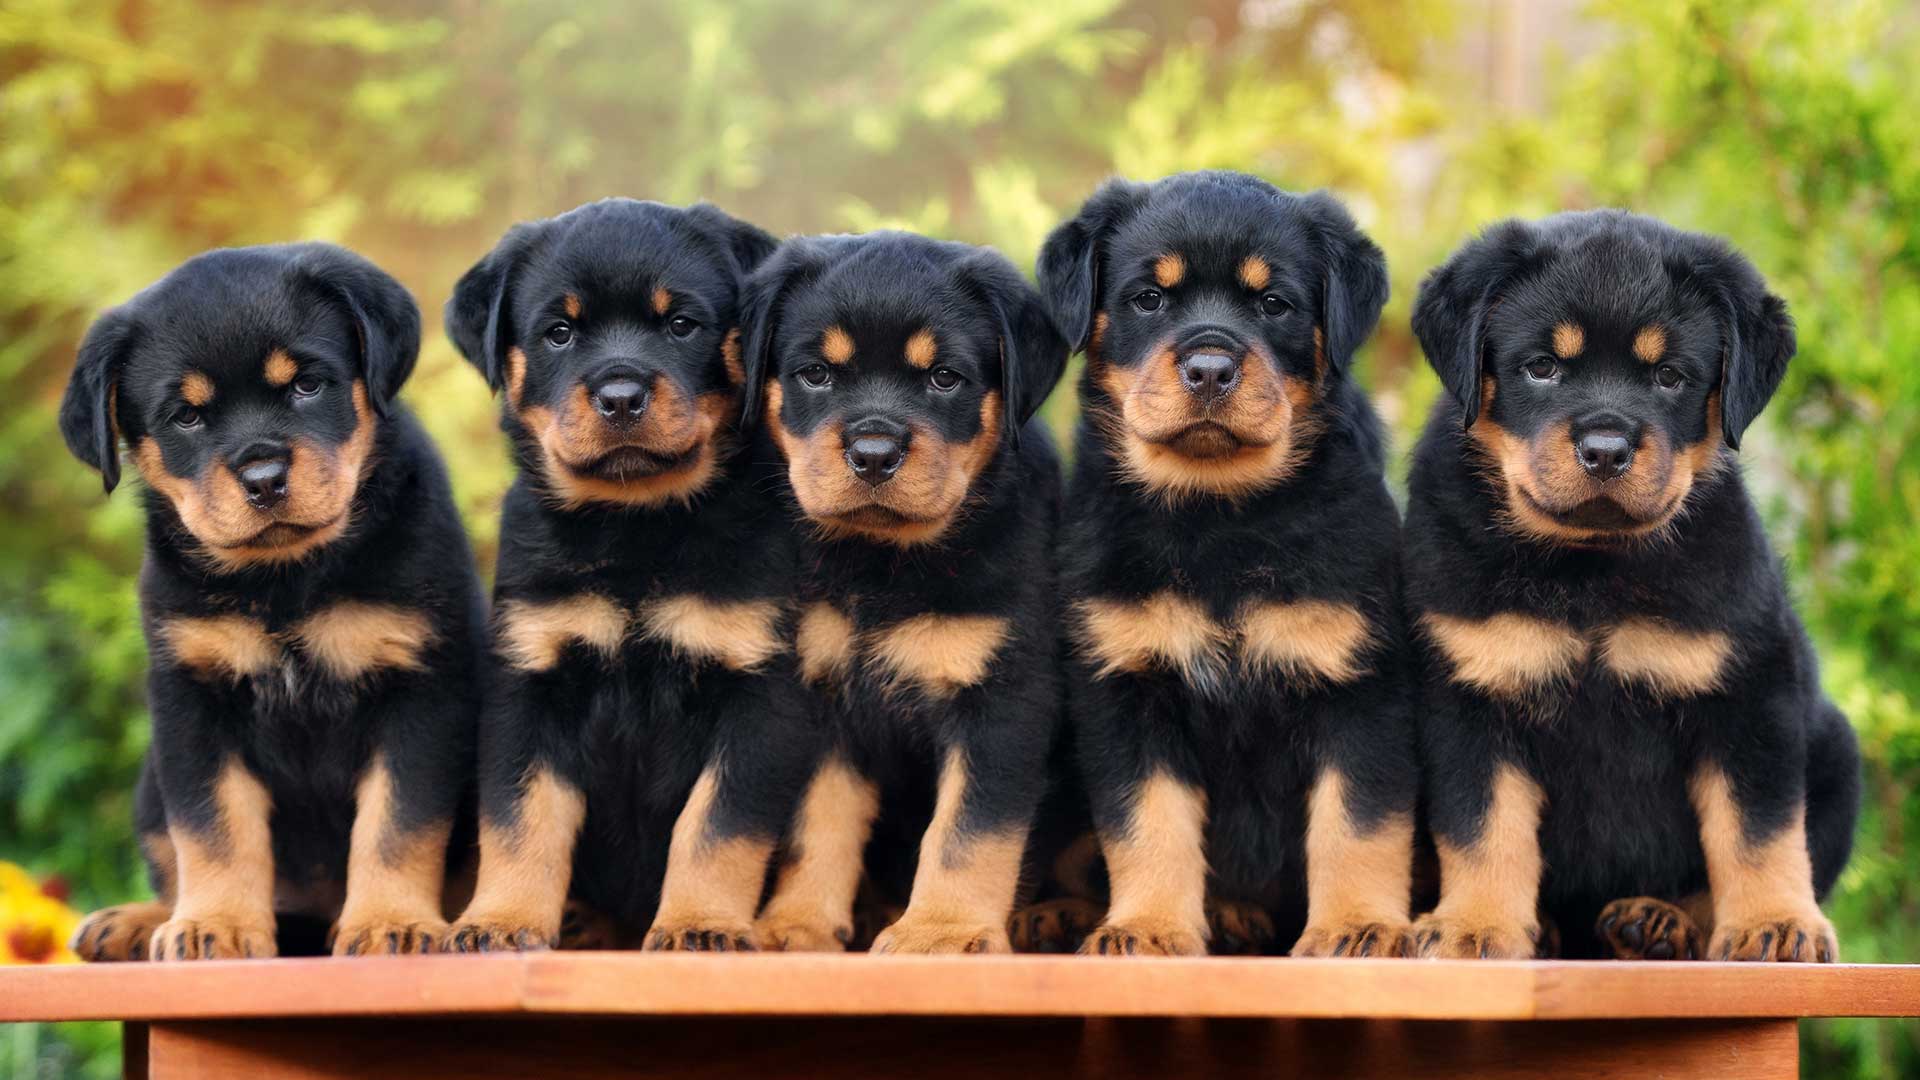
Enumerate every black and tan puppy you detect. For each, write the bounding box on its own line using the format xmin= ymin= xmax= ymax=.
xmin=60 ymin=244 xmax=485 ymax=960
xmin=1405 ymin=210 xmax=1860 ymax=961
xmin=1036 ymin=171 xmax=1413 ymax=957
xmin=739 ymin=232 xmax=1068 ymax=954
xmin=442 ymin=198 xmax=815 ymax=952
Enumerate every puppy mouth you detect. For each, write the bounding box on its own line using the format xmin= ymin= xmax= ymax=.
xmin=568 ymin=441 xmax=704 ymax=479
xmin=1519 ymin=488 xmax=1681 ymax=536
xmin=1151 ymin=421 xmax=1248 ymax=460
xmin=823 ymin=505 xmax=936 ymax=529
xmin=228 ymin=518 xmax=338 ymax=550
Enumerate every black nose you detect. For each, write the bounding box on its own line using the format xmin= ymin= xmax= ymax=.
xmin=591 ymin=375 xmax=650 ymax=422
xmin=236 ymin=455 xmax=289 ymax=510
xmin=1178 ymin=351 xmax=1240 ymax=404
xmin=846 ymin=434 xmax=905 ymax=484
xmin=1576 ymin=431 xmax=1635 ymax=480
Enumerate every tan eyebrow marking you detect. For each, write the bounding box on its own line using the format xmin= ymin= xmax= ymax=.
xmin=264 ymin=350 xmax=297 ymax=387
xmin=1238 ymin=256 xmax=1271 ymax=291
xmin=821 ymin=326 xmax=855 ymax=364
xmin=1551 ymin=322 xmax=1585 ymax=359
xmin=1153 ymin=254 xmax=1186 ymax=289
xmin=1633 ymin=325 xmax=1667 ymax=363
xmin=904 ymin=328 xmax=937 ymax=369
xmin=180 ymin=371 xmax=216 ymax=407
xmin=651 ymin=287 xmax=671 ymax=316
xmin=564 ymin=294 xmax=583 ymax=319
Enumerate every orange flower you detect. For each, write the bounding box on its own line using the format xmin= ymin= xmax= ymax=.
xmin=0 ymin=862 xmax=80 ymax=965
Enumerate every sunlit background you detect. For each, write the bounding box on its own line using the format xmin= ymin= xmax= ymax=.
xmin=3 ymin=0 xmax=1917 ymax=1074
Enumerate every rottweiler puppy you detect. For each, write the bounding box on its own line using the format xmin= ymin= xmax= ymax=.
xmin=739 ymin=232 xmax=1068 ymax=954
xmin=442 ymin=198 xmax=816 ymax=952
xmin=1405 ymin=210 xmax=1860 ymax=961
xmin=60 ymin=244 xmax=485 ymax=960
xmin=1036 ymin=171 xmax=1412 ymax=957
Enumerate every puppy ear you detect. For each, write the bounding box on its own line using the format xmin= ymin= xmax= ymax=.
xmin=962 ymin=254 xmax=1069 ymax=448
xmin=1036 ymin=178 xmax=1150 ymax=355
xmin=737 ymin=240 xmax=823 ymax=429
xmin=686 ymin=203 xmax=780 ymax=276
xmin=1716 ymin=273 xmax=1795 ymax=450
xmin=61 ymin=307 xmax=137 ymax=494
xmin=1412 ymin=219 xmax=1539 ymax=428
xmin=294 ymin=245 xmax=421 ymax=418
xmin=1301 ymin=192 xmax=1389 ymax=376
xmin=446 ymin=226 xmax=536 ymax=393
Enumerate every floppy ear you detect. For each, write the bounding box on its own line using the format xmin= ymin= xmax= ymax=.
xmin=1411 ymin=219 xmax=1539 ymax=428
xmin=737 ymin=240 xmax=823 ymax=429
xmin=685 ymin=203 xmax=780 ymax=276
xmin=1301 ymin=191 xmax=1389 ymax=377
xmin=446 ymin=226 xmax=537 ymax=393
xmin=962 ymin=255 xmax=1069 ymax=448
xmin=61 ymin=307 xmax=138 ymax=494
xmin=294 ymin=245 xmax=421 ymax=418
xmin=1716 ymin=272 xmax=1795 ymax=450
xmin=1035 ymin=178 xmax=1150 ymax=355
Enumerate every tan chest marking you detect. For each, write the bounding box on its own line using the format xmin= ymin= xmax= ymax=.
xmin=867 ymin=613 xmax=1011 ymax=696
xmin=1236 ymin=599 xmax=1374 ymax=684
xmin=1599 ymin=618 xmax=1731 ymax=699
xmin=495 ymin=595 xmax=629 ymax=672
xmin=1419 ymin=612 xmax=1589 ymax=698
xmin=291 ymin=602 xmax=436 ymax=682
xmin=158 ymin=615 xmax=279 ymax=681
xmin=1077 ymin=592 xmax=1373 ymax=686
xmin=637 ymin=595 xmax=784 ymax=672
xmin=796 ymin=603 xmax=857 ymax=685
xmin=1075 ymin=591 xmax=1230 ymax=680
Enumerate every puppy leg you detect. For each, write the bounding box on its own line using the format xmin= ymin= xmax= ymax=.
xmin=1596 ymin=896 xmax=1704 ymax=961
xmin=753 ymin=757 xmax=879 ymax=952
xmin=1292 ymin=767 xmax=1415 ymax=958
xmin=446 ymin=765 xmax=584 ymax=952
xmin=1080 ymin=770 xmax=1210 ymax=957
xmin=641 ymin=763 xmax=779 ymax=953
xmin=152 ymin=760 xmax=278 ymax=961
xmin=331 ymin=755 xmax=453 ymax=956
xmin=871 ymin=745 xmax=1032 ymax=955
xmin=73 ymin=832 xmax=175 ymax=963
xmin=1412 ymin=760 xmax=1545 ymax=960
xmin=1691 ymin=764 xmax=1836 ymax=962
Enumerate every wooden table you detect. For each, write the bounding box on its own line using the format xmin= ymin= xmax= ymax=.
xmin=5 ymin=955 xmax=1919 ymax=1079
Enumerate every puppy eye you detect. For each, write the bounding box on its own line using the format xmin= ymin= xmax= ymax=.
xmin=929 ymin=367 xmax=963 ymax=392
xmin=1655 ymin=364 xmax=1684 ymax=389
xmin=1259 ymin=294 xmax=1291 ymax=317
xmin=796 ymin=363 xmax=832 ymax=389
xmin=667 ymin=315 xmax=699 ymax=339
xmin=1524 ymin=358 xmax=1560 ymax=382
xmin=545 ymin=322 xmax=573 ymax=348
xmin=292 ymin=374 xmax=323 ymax=398
xmin=172 ymin=407 xmax=203 ymax=430
xmin=1130 ymin=290 xmax=1164 ymax=314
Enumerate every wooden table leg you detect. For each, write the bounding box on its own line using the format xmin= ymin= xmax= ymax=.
xmin=143 ymin=1016 xmax=1800 ymax=1079
xmin=122 ymin=1021 xmax=148 ymax=1080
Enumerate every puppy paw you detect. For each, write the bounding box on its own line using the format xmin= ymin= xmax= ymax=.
xmin=642 ymin=919 xmax=757 ymax=952
xmin=1007 ymin=898 xmax=1101 ymax=954
xmin=1596 ymin=897 xmax=1702 ymax=961
xmin=71 ymin=902 xmax=171 ymax=962
xmin=1410 ymin=913 xmax=1535 ymax=960
xmin=329 ymin=914 xmax=448 ymax=956
xmin=558 ymin=900 xmax=627 ymax=951
xmin=1208 ymin=900 xmax=1278 ymax=956
xmin=1292 ymin=919 xmax=1413 ymax=959
xmin=1078 ymin=917 xmax=1206 ymax=957
xmin=871 ymin=914 xmax=1009 ymax=954
xmin=752 ymin=910 xmax=851 ymax=952
xmin=1710 ymin=910 xmax=1837 ymax=963
xmin=150 ymin=915 xmax=277 ymax=961
xmin=443 ymin=914 xmax=555 ymax=953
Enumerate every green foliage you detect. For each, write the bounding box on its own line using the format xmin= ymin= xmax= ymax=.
xmin=0 ymin=1 xmax=1913 ymax=1075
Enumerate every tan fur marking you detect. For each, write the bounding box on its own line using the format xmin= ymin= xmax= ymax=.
xmin=1420 ymin=611 xmax=1589 ymax=698
xmin=905 ymin=329 xmax=937 ymax=369
xmin=650 ymin=287 xmax=670 ymax=317
xmin=332 ymin=756 xmax=452 ymax=955
xmin=1238 ymin=256 xmax=1271 ymax=291
xmin=871 ymin=749 xmax=1024 ymax=954
xmin=291 ymin=602 xmax=436 ymax=682
xmin=1293 ymin=768 xmax=1414 ymax=956
xmin=154 ymin=761 xmax=278 ymax=960
xmin=721 ymin=328 xmax=745 ymax=386
xmin=1690 ymin=766 xmax=1836 ymax=961
xmin=821 ymin=325 xmax=855 ymax=364
xmin=455 ymin=768 xmax=587 ymax=948
xmin=505 ymin=346 xmax=528 ymax=407
xmin=1075 ymin=591 xmax=1230 ymax=681
xmin=146 ymin=832 xmax=179 ymax=904
xmin=646 ymin=767 xmax=777 ymax=948
xmin=1552 ymin=322 xmax=1585 ymax=359
xmin=564 ymin=294 xmax=583 ymax=320
xmin=264 ymin=350 xmax=297 ymax=387
xmin=795 ymin=602 xmax=857 ymax=685
xmin=1633 ymin=325 xmax=1667 ymax=363
xmin=1153 ymin=253 xmax=1185 ymax=289
xmin=158 ymin=615 xmax=279 ymax=682
xmin=495 ymin=595 xmax=628 ymax=672
xmin=1237 ymin=599 xmax=1374 ymax=684
xmin=637 ymin=595 xmax=783 ymax=672
xmin=755 ymin=759 xmax=881 ymax=951
xmin=1414 ymin=763 xmax=1545 ymax=959
xmin=1085 ymin=771 xmax=1209 ymax=956
xmin=180 ymin=371 xmax=215 ymax=407
xmin=867 ymin=613 xmax=1010 ymax=696
xmin=1600 ymin=618 xmax=1731 ymax=699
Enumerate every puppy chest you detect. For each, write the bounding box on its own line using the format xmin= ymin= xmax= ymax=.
xmin=1416 ymin=610 xmax=1733 ymax=703
xmin=154 ymin=603 xmax=438 ymax=693
xmin=492 ymin=591 xmax=784 ymax=676
xmin=795 ymin=601 xmax=1013 ymax=702
xmin=1070 ymin=588 xmax=1378 ymax=693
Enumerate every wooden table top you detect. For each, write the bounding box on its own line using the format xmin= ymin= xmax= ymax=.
xmin=5 ymin=955 xmax=1920 ymax=1024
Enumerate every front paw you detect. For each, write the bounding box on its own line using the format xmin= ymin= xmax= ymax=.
xmin=871 ymin=914 xmax=1009 ymax=954
xmin=72 ymin=902 xmax=171 ymax=962
xmin=643 ymin=919 xmax=757 ymax=952
xmin=752 ymin=910 xmax=851 ymax=952
xmin=1078 ymin=917 xmax=1206 ymax=957
xmin=443 ymin=913 xmax=555 ymax=953
xmin=1292 ymin=919 xmax=1413 ymax=958
xmin=1008 ymin=898 xmax=1102 ymax=954
xmin=1596 ymin=898 xmax=1702 ymax=961
xmin=330 ymin=914 xmax=449 ymax=956
xmin=150 ymin=915 xmax=276 ymax=961
xmin=1410 ymin=913 xmax=1535 ymax=960
xmin=1710 ymin=910 xmax=1837 ymax=963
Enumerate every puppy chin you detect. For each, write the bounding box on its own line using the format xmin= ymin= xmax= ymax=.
xmin=1512 ymin=484 xmax=1685 ymax=544
xmin=1159 ymin=422 xmax=1244 ymax=461
xmin=797 ymin=491 xmax=959 ymax=547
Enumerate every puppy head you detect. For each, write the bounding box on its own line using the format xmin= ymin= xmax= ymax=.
xmin=60 ymin=244 xmax=418 ymax=571
xmin=1037 ymin=171 xmax=1387 ymax=502
xmin=740 ymin=233 xmax=1067 ymax=546
xmin=1413 ymin=210 xmax=1793 ymax=547
xmin=446 ymin=199 xmax=777 ymax=510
